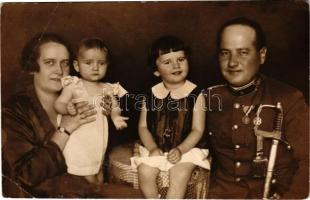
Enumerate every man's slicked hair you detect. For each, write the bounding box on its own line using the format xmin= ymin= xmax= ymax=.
xmin=216 ymin=17 xmax=267 ymax=51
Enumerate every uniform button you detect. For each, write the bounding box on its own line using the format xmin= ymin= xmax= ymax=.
xmin=235 ymin=177 xmax=241 ymax=182
xmin=236 ymin=162 xmax=241 ymax=167
xmin=209 ymin=131 xmax=213 ymax=136
xmin=235 ymin=145 xmax=240 ymax=149
xmin=233 ymin=103 xmax=240 ymax=109
xmin=272 ymin=179 xmax=276 ymax=184
xmin=232 ymin=124 xmax=238 ymax=130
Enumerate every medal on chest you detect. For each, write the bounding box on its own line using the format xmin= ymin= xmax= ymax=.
xmin=241 ymin=105 xmax=255 ymax=125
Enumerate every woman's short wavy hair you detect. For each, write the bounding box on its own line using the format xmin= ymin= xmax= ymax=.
xmin=20 ymin=32 xmax=73 ymax=72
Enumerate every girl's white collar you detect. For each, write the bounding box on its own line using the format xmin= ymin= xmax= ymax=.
xmin=151 ymin=80 xmax=197 ymax=99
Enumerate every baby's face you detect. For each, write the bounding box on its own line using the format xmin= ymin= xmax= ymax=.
xmin=154 ymin=50 xmax=189 ymax=88
xmin=74 ymin=48 xmax=108 ymax=82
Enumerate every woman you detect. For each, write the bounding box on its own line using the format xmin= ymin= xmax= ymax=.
xmin=2 ymin=32 xmax=102 ymax=197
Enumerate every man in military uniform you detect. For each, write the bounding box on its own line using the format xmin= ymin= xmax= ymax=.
xmin=206 ymin=17 xmax=309 ymax=198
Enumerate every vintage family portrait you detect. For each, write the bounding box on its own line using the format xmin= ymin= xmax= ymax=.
xmin=1 ymin=1 xmax=309 ymax=198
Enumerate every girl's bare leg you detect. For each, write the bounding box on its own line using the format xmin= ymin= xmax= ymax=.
xmin=166 ymin=163 xmax=195 ymax=199
xmin=138 ymin=163 xmax=160 ymax=198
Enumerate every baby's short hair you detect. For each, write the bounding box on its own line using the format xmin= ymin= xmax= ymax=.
xmin=148 ymin=35 xmax=189 ymax=71
xmin=77 ymin=37 xmax=110 ymax=62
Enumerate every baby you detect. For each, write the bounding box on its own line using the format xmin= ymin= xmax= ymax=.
xmin=54 ymin=37 xmax=128 ymax=184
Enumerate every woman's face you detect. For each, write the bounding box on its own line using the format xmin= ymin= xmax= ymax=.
xmin=34 ymin=42 xmax=70 ymax=93
xmin=154 ymin=50 xmax=189 ymax=89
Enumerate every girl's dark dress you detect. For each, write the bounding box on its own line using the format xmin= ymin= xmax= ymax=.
xmin=145 ymin=80 xmax=203 ymax=152
xmin=132 ymin=80 xmax=210 ymax=171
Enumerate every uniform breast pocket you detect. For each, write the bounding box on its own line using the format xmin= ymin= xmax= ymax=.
xmin=207 ymin=125 xmax=232 ymax=148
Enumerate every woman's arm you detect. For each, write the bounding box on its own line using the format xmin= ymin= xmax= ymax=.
xmin=51 ymin=101 xmax=97 ymax=150
xmin=176 ymin=93 xmax=206 ymax=154
xmin=2 ymin=104 xmax=66 ymax=187
xmin=2 ymin=101 xmax=96 ymax=186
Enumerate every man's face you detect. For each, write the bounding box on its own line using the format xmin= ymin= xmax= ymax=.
xmin=34 ymin=42 xmax=70 ymax=93
xmin=218 ymin=24 xmax=266 ymax=87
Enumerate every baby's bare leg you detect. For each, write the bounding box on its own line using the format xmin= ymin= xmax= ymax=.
xmin=84 ymin=174 xmax=98 ymax=184
xmin=166 ymin=163 xmax=195 ymax=199
xmin=138 ymin=163 xmax=160 ymax=198
xmin=84 ymin=168 xmax=104 ymax=185
xmin=96 ymin=168 xmax=104 ymax=183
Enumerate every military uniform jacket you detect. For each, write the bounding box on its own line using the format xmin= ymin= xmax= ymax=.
xmin=2 ymin=84 xmax=105 ymax=197
xmin=205 ymin=75 xmax=309 ymax=199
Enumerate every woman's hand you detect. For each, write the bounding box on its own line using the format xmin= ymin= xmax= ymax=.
xmin=52 ymin=101 xmax=97 ymax=150
xmin=167 ymin=147 xmax=182 ymax=164
xmin=60 ymin=101 xmax=97 ymax=133
xmin=149 ymin=147 xmax=163 ymax=157
xmin=67 ymin=101 xmax=77 ymax=115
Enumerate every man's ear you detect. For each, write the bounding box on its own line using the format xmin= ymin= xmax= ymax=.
xmin=259 ymin=47 xmax=267 ymax=64
xmin=153 ymin=71 xmax=160 ymax=77
xmin=73 ymin=60 xmax=80 ymax=72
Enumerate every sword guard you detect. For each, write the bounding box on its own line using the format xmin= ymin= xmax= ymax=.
xmin=254 ymin=129 xmax=281 ymax=140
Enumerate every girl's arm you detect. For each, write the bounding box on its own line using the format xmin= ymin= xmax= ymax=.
xmin=138 ymin=100 xmax=162 ymax=155
xmin=54 ymin=87 xmax=73 ymax=115
xmin=177 ymin=93 xmax=206 ymax=154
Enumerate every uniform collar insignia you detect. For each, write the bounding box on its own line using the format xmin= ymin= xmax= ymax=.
xmin=228 ymin=76 xmax=262 ymax=96
xmin=152 ymin=80 xmax=197 ymax=99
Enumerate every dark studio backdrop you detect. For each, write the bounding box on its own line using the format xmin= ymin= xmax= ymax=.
xmin=1 ymin=1 xmax=309 ymax=145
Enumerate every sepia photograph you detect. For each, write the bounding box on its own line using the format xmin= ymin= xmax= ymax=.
xmin=1 ymin=1 xmax=309 ymax=198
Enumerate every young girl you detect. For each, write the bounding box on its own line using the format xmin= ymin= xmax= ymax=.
xmin=54 ymin=38 xmax=128 ymax=184
xmin=131 ymin=36 xmax=210 ymax=198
